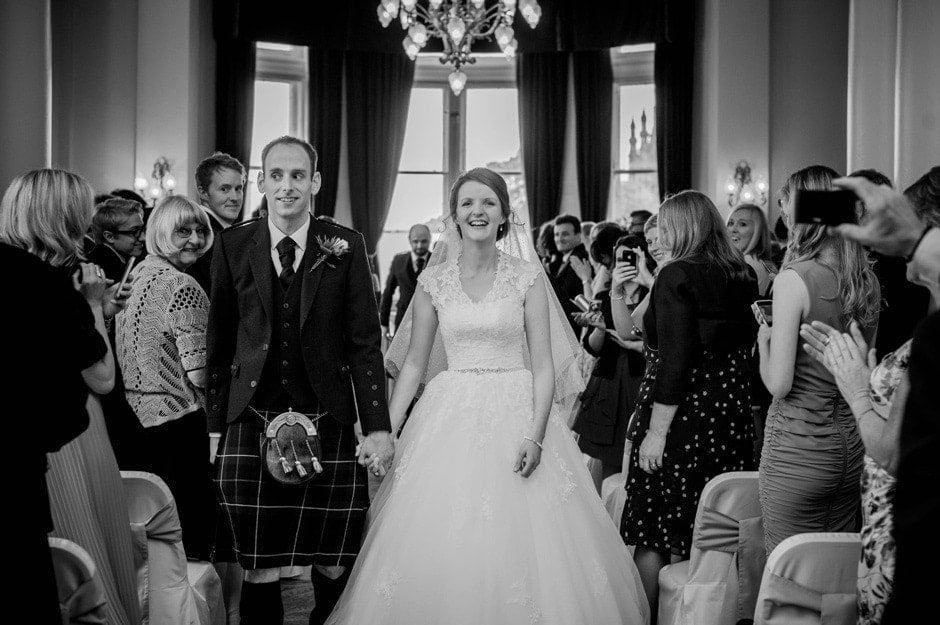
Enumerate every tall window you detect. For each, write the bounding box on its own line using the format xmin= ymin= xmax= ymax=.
xmin=376 ymin=54 xmax=526 ymax=284
xmin=610 ymin=44 xmax=659 ymax=221
xmin=246 ymin=43 xmax=309 ymax=219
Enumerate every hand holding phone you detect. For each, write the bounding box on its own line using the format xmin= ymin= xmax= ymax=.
xmin=111 ymin=256 xmax=137 ymax=303
xmin=792 ymin=190 xmax=858 ymax=226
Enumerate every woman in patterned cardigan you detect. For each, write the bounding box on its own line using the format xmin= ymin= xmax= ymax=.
xmin=116 ymin=195 xmax=217 ymax=560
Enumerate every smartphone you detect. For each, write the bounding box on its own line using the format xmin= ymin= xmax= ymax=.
xmin=114 ymin=256 xmax=136 ymax=297
xmin=792 ymin=190 xmax=858 ymax=226
xmin=754 ymin=299 xmax=773 ymax=327
xmin=618 ymin=249 xmax=637 ymax=267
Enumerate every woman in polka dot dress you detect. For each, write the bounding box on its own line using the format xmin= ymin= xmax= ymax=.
xmin=616 ymin=191 xmax=759 ymax=612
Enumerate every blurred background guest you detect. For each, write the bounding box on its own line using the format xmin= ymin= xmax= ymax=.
xmin=117 ymin=195 xmax=218 ymax=561
xmin=620 ymin=191 xmax=758 ymax=613
xmin=727 ymin=203 xmax=778 ymax=297
xmin=380 ymin=223 xmax=431 ymax=339
xmin=757 ymin=165 xmax=881 ymax=555
xmin=628 ymin=209 xmax=653 ymax=236
xmin=549 ymin=213 xmax=591 ymax=332
xmin=0 ymin=168 xmax=140 ymax=625
xmin=535 ymin=219 xmax=558 ymax=273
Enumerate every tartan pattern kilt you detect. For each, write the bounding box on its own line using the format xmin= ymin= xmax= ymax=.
xmin=214 ymin=408 xmax=369 ymax=570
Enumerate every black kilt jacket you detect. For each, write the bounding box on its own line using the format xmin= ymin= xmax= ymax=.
xmin=205 ymin=216 xmax=391 ymax=435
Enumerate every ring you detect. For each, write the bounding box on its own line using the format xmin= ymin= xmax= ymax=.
xmin=824 ymin=337 xmax=830 ymax=346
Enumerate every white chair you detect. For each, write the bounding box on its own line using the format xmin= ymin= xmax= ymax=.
xmin=121 ymin=471 xmax=225 ymax=625
xmin=49 ymin=536 xmax=108 ymax=624
xmin=754 ymin=532 xmax=861 ymax=625
xmin=658 ymin=471 xmax=765 ymax=625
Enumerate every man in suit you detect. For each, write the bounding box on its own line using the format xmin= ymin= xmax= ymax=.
xmin=549 ymin=213 xmax=591 ymax=332
xmin=206 ymin=136 xmax=394 ymax=625
xmin=380 ymin=223 xmax=430 ymax=337
xmin=187 ymin=152 xmax=246 ymax=295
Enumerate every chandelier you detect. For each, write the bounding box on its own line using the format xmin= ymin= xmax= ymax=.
xmin=376 ymin=0 xmax=542 ymax=95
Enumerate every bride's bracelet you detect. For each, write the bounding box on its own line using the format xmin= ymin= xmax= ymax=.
xmin=523 ymin=436 xmax=543 ymax=450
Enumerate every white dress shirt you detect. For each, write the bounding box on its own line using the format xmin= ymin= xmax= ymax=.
xmin=268 ymin=214 xmax=311 ymax=274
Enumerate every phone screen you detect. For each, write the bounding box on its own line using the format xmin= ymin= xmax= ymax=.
xmin=792 ymin=190 xmax=857 ymax=226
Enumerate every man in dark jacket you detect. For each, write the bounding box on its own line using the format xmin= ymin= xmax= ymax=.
xmin=549 ymin=213 xmax=591 ymax=332
xmin=380 ymin=223 xmax=430 ymax=337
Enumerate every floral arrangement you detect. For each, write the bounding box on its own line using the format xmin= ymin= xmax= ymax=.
xmin=310 ymin=235 xmax=350 ymax=271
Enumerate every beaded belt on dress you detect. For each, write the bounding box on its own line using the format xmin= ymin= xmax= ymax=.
xmin=450 ymin=367 xmax=524 ymax=374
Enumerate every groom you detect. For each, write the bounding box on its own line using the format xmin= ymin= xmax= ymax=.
xmin=206 ymin=135 xmax=394 ymax=625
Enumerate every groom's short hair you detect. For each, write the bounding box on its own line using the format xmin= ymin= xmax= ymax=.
xmin=260 ymin=136 xmax=318 ymax=174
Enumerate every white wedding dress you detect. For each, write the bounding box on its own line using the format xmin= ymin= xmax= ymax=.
xmin=327 ymin=252 xmax=649 ymax=624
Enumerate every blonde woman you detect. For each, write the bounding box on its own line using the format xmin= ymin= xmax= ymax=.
xmin=757 ymin=165 xmax=881 ymax=554
xmin=117 ymin=195 xmax=217 ymax=560
xmin=620 ymin=191 xmax=758 ymax=612
xmin=727 ymin=203 xmax=778 ymax=296
xmin=0 ymin=169 xmax=140 ymax=625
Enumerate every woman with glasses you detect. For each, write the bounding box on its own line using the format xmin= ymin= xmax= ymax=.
xmin=116 ymin=195 xmax=218 ymax=560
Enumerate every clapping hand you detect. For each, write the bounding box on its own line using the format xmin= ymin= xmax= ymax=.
xmin=800 ymin=320 xmax=875 ymax=404
xmin=571 ymin=310 xmax=605 ymax=329
xmin=569 ymin=256 xmax=593 ymax=283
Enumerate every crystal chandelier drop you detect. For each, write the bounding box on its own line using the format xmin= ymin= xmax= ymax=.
xmin=376 ymin=0 xmax=542 ymax=95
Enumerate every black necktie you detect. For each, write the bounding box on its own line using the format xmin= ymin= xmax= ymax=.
xmin=416 ymin=256 xmax=426 ymax=275
xmin=276 ymin=237 xmax=297 ymax=290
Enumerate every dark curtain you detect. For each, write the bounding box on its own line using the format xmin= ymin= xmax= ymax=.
xmin=308 ymin=50 xmax=344 ymax=217
xmin=654 ymin=2 xmax=695 ymax=198
xmin=214 ymin=39 xmax=255 ymax=168
xmin=517 ymin=52 xmax=569 ymax=229
xmin=572 ymin=50 xmax=613 ymax=223
xmin=345 ymin=51 xmax=414 ymax=254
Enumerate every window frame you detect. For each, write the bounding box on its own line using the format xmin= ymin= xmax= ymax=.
xmin=611 ymin=45 xmax=656 ymax=178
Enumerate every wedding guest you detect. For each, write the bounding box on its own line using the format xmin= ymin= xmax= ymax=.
xmin=550 ymin=213 xmax=591 ymax=332
xmin=88 ymin=197 xmax=152 ymax=470
xmin=621 ymin=191 xmax=758 ymax=612
xmin=380 ymin=223 xmax=431 ymax=338
xmin=109 ymin=188 xmax=150 ymax=224
xmin=535 ymin=220 xmax=558 ymax=272
xmin=116 ymin=195 xmax=218 ymax=560
xmin=573 ymin=226 xmax=648 ymax=493
xmin=629 ymin=209 xmax=653 ymax=236
xmin=2 ymin=241 xmax=98 ymax=625
xmin=580 ymin=220 xmax=596 ymax=248
xmin=828 ymin=175 xmax=939 ymax=624
xmin=905 ymin=166 xmax=940 ymax=227
xmin=757 ymin=165 xmax=881 ymax=554
xmin=188 ymin=151 xmax=247 ymax=294
xmin=0 ymin=168 xmax=140 ymax=625
xmin=726 ymin=203 xmax=778 ymax=297
xmin=89 ymin=198 xmax=146 ymax=278
xmin=849 ymin=169 xmax=930 ymax=357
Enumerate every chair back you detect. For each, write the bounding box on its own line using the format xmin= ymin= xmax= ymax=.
xmin=120 ymin=470 xmax=208 ymax=625
xmin=49 ymin=537 xmax=108 ymax=624
xmin=658 ymin=471 xmax=764 ymax=625
xmin=754 ymin=532 xmax=860 ymax=625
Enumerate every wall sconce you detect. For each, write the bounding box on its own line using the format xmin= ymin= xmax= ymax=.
xmin=725 ymin=160 xmax=768 ymax=207
xmin=134 ymin=156 xmax=177 ymax=206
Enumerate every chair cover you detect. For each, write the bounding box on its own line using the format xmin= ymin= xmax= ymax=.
xmin=658 ymin=471 xmax=765 ymax=625
xmin=601 ymin=472 xmax=627 ymax=526
xmin=754 ymin=532 xmax=860 ymax=625
xmin=49 ymin=537 xmax=108 ymax=624
xmin=120 ymin=471 xmax=223 ymax=625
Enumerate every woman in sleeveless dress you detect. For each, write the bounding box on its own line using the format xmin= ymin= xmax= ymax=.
xmin=756 ymin=165 xmax=880 ymax=555
xmin=327 ymin=168 xmax=649 ymax=624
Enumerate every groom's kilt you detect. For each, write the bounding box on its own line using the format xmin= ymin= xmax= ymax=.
xmin=214 ymin=408 xmax=369 ymax=570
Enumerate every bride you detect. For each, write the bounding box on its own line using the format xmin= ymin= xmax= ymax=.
xmin=328 ymin=168 xmax=649 ymax=624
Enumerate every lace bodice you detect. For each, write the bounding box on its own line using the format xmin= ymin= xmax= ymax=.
xmin=418 ymin=253 xmax=541 ymax=371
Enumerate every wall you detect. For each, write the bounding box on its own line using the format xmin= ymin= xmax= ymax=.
xmin=51 ymin=0 xmax=138 ymax=193
xmin=769 ymin=0 xmax=849 ymax=210
xmin=0 ymin=0 xmax=51 ymax=189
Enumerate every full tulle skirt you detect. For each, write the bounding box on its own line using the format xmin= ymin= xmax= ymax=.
xmin=327 ymin=369 xmax=650 ymax=624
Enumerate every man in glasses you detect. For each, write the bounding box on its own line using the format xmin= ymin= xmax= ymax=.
xmin=89 ymin=197 xmax=146 ymax=280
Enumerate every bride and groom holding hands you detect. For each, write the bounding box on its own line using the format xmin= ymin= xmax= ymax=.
xmin=207 ymin=135 xmax=650 ymax=624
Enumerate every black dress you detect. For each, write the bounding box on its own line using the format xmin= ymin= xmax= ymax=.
xmin=573 ymin=288 xmax=647 ymax=468
xmin=621 ymin=258 xmax=758 ymax=558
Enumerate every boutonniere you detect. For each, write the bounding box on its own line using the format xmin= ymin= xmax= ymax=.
xmin=310 ymin=235 xmax=350 ymax=272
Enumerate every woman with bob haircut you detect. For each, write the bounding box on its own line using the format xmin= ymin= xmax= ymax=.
xmin=620 ymin=190 xmax=758 ymax=612
xmin=117 ymin=194 xmax=218 ymax=560
xmin=727 ymin=203 xmax=778 ymax=296
xmin=0 ymin=168 xmax=140 ymax=625
xmin=757 ymin=165 xmax=880 ymax=555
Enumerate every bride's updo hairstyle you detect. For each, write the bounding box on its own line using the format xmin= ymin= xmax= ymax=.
xmin=448 ymin=167 xmax=511 ymax=240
